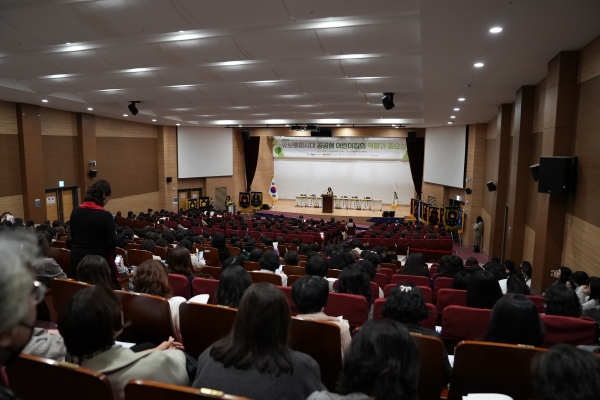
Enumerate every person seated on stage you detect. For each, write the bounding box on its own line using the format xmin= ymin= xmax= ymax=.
xmin=256 ymin=250 xmax=287 ymax=286
xmin=292 ymin=275 xmax=351 ymax=358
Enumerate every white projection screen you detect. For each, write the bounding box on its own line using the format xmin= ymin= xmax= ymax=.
xmin=423 ymin=125 xmax=467 ymax=188
xmin=177 ymin=127 xmax=233 ymax=178
xmin=274 ymin=160 xmax=414 ymax=205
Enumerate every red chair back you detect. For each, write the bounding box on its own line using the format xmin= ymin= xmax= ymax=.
xmin=433 ymin=277 xmax=454 ymax=297
xmin=192 ymin=277 xmax=219 ymax=303
xmin=379 ymin=266 xmax=394 ymax=280
xmin=410 ymin=239 xmax=425 ymax=248
xmin=540 ymin=314 xmax=596 ymax=346
xmin=374 ymin=273 xmax=387 ymax=290
xmin=425 ymin=239 xmax=439 ymax=249
xmin=396 ymin=238 xmax=411 ymax=253
xmin=526 ymin=295 xmax=545 ymax=313
xmin=168 ymin=274 xmax=191 ymax=300
xmin=436 ymin=289 xmax=468 ymax=315
xmin=441 ymin=305 xmax=491 ymax=343
xmin=381 ymin=238 xmax=396 ymax=248
xmin=324 ymin=293 xmax=370 ymax=328
xmin=391 ymin=274 xmax=431 ymax=287
xmin=370 ymin=281 xmax=379 ymax=298
xmin=439 ymin=239 xmax=453 ymax=251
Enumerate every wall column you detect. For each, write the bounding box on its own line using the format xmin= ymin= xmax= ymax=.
xmin=505 ymin=86 xmax=535 ymax=263
xmin=16 ymin=103 xmax=46 ymax=222
xmin=157 ymin=126 xmax=178 ymax=212
xmin=462 ymin=123 xmax=487 ymax=247
xmin=531 ymin=51 xmax=579 ymax=292
xmin=76 ymin=113 xmax=97 ymax=200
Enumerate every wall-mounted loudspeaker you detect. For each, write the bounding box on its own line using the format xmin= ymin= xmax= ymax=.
xmin=88 ymin=170 xmax=97 ymax=178
xmin=166 ymin=177 xmax=172 ymax=183
xmin=241 ymin=129 xmax=250 ymax=141
xmin=407 ymin=129 xmax=416 ymax=143
xmin=465 ymin=188 xmax=472 ymax=195
xmin=486 ymin=181 xmax=496 ymax=192
xmin=537 ymin=156 xmax=577 ymax=194
xmin=529 ymin=164 xmax=540 ymax=182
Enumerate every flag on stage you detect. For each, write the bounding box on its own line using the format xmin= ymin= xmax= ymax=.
xmin=269 ymin=177 xmax=279 ymax=202
xmin=391 ymin=184 xmax=399 ymax=210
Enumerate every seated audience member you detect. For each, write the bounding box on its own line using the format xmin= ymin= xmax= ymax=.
xmin=167 ymin=245 xmax=198 ymax=285
xmin=210 ymin=233 xmax=230 ymax=266
xmin=307 ymin=319 xmax=419 ymax=400
xmin=533 ymin=345 xmax=600 ymax=400
xmin=451 ymin=270 xmax=471 ymax=290
xmin=521 ymin=261 xmax=532 ymax=288
xmin=506 ymin=274 xmax=531 ymax=295
xmin=382 ymin=283 xmax=452 ymax=385
xmin=357 ymin=259 xmax=384 ymax=298
xmin=399 ymin=252 xmax=430 ymax=277
xmin=336 ymin=265 xmax=373 ymax=314
xmin=248 ymin=247 xmax=263 ymax=262
xmin=76 ymin=255 xmax=117 ymax=290
xmin=466 ymin=270 xmax=503 ymax=309
xmin=58 ymin=286 xmax=188 ymax=400
xmin=329 ymin=251 xmax=353 ymax=271
xmin=213 ymin=265 xmax=252 ymax=308
xmin=284 ymin=250 xmax=300 ymax=266
xmin=23 ymin=325 xmax=67 ymax=361
xmin=437 ymin=254 xmax=464 ymax=279
xmin=192 ymin=283 xmax=325 ymax=400
xmin=464 ymin=257 xmax=480 ymax=269
xmin=140 ymin=239 xmax=161 ymax=261
xmin=569 ymin=271 xmax=590 ymax=304
xmin=132 ymin=260 xmax=188 ymax=341
xmin=483 ymin=294 xmax=544 ymax=347
xmin=544 ymin=285 xmax=582 ymax=318
xmin=549 ymin=266 xmax=572 ymax=289
xmin=292 ymin=275 xmax=351 ymax=357
xmin=581 ymin=278 xmax=600 ymax=323
xmin=256 ymin=250 xmax=288 ymax=286
xmin=32 ymin=231 xmax=67 ymax=284
xmin=222 ymin=255 xmax=245 ymax=270
xmin=305 ymin=256 xmax=329 ymax=277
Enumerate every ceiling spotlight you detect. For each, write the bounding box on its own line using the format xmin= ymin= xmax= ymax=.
xmin=448 ymin=121 xmax=453 ymax=124
xmin=176 ymin=123 xmax=181 ymax=126
xmin=123 ymin=114 xmax=128 ymax=117
xmin=382 ymin=93 xmax=395 ymax=110
xmin=42 ymin=99 xmax=48 ymax=103
xmin=450 ymin=116 xmax=456 ymax=119
xmin=285 ymin=124 xmax=290 ymax=127
xmin=238 ymin=125 xmax=242 ymax=127
xmin=474 ymin=62 xmax=484 ymax=68
xmin=152 ymin=119 xmax=157 ymax=122
xmin=127 ymin=101 xmax=139 ymax=115
xmin=87 ymin=107 xmax=93 ymax=111
xmin=490 ymin=27 xmax=503 ymax=33
xmin=458 ymin=98 xmax=465 ymax=101
xmin=394 ymin=126 xmax=399 ymax=129
xmin=454 ymin=108 xmax=460 ymax=111
xmin=336 ymin=124 xmax=340 ymax=127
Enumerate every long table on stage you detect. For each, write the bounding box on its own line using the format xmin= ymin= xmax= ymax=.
xmin=296 ymin=195 xmax=382 ymax=211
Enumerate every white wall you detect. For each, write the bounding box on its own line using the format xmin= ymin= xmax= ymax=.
xmin=274 ymin=159 xmax=413 ymax=204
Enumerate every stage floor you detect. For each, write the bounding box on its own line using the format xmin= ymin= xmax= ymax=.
xmin=249 ymin=199 xmax=412 ymax=226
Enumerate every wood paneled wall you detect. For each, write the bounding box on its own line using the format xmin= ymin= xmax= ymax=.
xmin=42 ymin=136 xmax=79 ymax=189
xmin=0 ymin=134 xmax=22 ymax=197
xmin=103 ymin=192 xmax=160 ymax=216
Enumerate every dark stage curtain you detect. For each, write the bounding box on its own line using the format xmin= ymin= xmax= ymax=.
xmin=407 ymin=138 xmax=425 ymax=199
xmin=243 ymin=137 xmax=260 ymax=191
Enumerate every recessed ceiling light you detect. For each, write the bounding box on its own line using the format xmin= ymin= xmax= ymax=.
xmin=454 ymin=108 xmax=460 ymax=111
xmin=474 ymin=62 xmax=484 ymax=68
xmin=66 ymin=42 xmax=71 ymax=45
xmin=285 ymin=124 xmax=290 ymax=127
xmin=179 ymin=30 xmax=184 ymax=33
xmin=123 ymin=114 xmax=128 ymax=117
xmin=448 ymin=121 xmax=453 ymax=124
xmin=41 ymin=99 xmax=48 ymax=103
xmin=394 ymin=126 xmax=399 ymax=129
xmin=450 ymin=116 xmax=456 ymax=119
xmin=458 ymin=98 xmax=465 ymax=101
xmin=87 ymin=107 xmax=93 ymax=111
xmin=152 ymin=119 xmax=157 ymax=122
xmin=238 ymin=125 xmax=242 ymax=127
xmin=490 ymin=27 xmax=503 ymax=33
xmin=336 ymin=124 xmax=340 ymax=127
xmin=176 ymin=123 xmax=181 ymax=126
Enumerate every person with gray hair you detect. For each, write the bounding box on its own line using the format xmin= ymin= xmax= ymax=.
xmin=0 ymin=230 xmax=45 ymax=399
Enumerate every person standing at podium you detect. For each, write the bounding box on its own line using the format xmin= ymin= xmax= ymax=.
xmin=326 ymin=187 xmax=333 ymax=196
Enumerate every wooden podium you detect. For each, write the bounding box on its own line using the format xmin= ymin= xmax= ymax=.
xmin=322 ymin=195 xmax=333 ymax=213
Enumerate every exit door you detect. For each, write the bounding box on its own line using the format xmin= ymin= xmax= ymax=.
xmin=46 ymin=187 xmax=78 ymax=222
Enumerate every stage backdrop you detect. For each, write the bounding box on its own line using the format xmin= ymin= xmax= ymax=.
xmin=272 ymin=137 xmax=413 ymax=205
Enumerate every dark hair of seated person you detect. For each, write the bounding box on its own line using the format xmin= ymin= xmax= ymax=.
xmin=531 ymin=343 xmax=600 ymax=400
xmin=133 ymin=260 xmax=172 ymax=299
xmin=248 ymin=248 xmax=263 ymax=262
xmin=213 ymin=265 xmax=252 ymax=308
xmin=544 ymin=285 xmax=582 ymax=318
xmin=258 ymin=250 xmax=280 ymax=272
xmin=556 ymin=266 xmax=572 ymax=284
xmin=283 ymin=250 xmax=299 ymax=266
xmin=210 ymin=283 xmax=293 ymax=375
xmin=451 ymin=270 xmax=471 ymax=290
xmin=76 ymin=255 xmax=115 ymax=290
xmin=483 ymin=294 xmax=544 ymax=347
xmin=464 ymin=257 xmax=480 ymax=269
xmin=356 ymin=259 xmax=376 ymax=281
xmin=382 ymin=283 xmax=428 ymax=324
xmin=399 ymin=252 xmax=428 ymax=277
xmin=58 ymin=286 xmax=123 ymax=361
xmin=305 ymin=256 xmax=328 ymax=277
xmin=336 ymin=319 xmax=419 ymax=400
xmin=570 ymin=271 xmax=589 ymax=288
xmin=139 ymin=238 xmax=156 ymax=254
xmin=167 ymin=245 xmax=194 ymax=277
xmin=222 ymin=255 xmax=245 ymax=270
xmin=506 ymin=274 xmax=531 ymax=295
xmin=291 ymin=275 xmax=329 ymax=314
xmin=437 ymin=254 xmax=464 ymax=278
xmin=336 ymin=265 xmax=372 ymax=307
xmin=466 ymin=270 xmax=503 ymax=309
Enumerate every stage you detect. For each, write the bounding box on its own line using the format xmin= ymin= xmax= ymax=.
xmin=249 ymin=199 xmax=412 ymax=226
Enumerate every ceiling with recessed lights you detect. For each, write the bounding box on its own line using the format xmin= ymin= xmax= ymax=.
xmin=0 ymin=0 xmax=598 ymax=128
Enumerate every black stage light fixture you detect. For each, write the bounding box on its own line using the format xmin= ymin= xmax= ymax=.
xmin=128 ymin=101 xmax=140 ymax=115
xmin=382 ymin=93 xmax=395 ymax=110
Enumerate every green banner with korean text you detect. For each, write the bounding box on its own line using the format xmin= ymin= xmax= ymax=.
xmin=272 ymin=137 xmax=408 ymax=161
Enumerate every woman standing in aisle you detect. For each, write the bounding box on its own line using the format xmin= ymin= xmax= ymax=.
xmin=473 ymin=216 xmax=484 ymax=253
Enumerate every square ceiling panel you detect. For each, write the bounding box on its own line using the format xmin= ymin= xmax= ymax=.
xmin=246 ymin=81 xmax=305 ymax=96
xmin=162 ymin=37 xmax=246 ymax=64
xmin=197 ymin=83 xmax=253 ymax=97
xmin=299 ymin=79 xmax=359 ymax=94
xmin=95 ymin=45 xmax=174 ymax=70
xmin=108 ymin=71 xmax=169 ymax=88
xmin=356 ymin=77 xmax=423 ymax=93
xmin=276 ymin=59 xmax=345 ymax=80
xmin=76 ymin=89 xmax=129 ymax=103
xmin=61 ymin=75 xmax=123 ymax=91
xmin=341 ymin=55 xmax=422 ymax=79
xmin=40 ymin=50 xmax=119 ymax=75
xmin=156 ymin=68 xmax=207 ymax=86
xmin=19 ymin=78 xmax=78 ymax=94
xmin=189 ymin=97 xmax=236 ymax=107
xmin=0 ymin=55 xmax=62 ymax=80
xmin=212 ymin=64 xmax=280 ymax=83
xmin=316 ymin=93 xmax=367 ymax=104
xmin=153 ymin=85 xmax=203 ymax=100
xmin=228 ymin=96 xmax=276 ymax=107
xmin=271 ymin=94 xmax=320 ymax=105
xmin=110 ymin=87 xmax=160 ymax=102
xmin=283 ymin=0 xmax=419 ymax=20
xmin=235 ymin=30 xmax=326 ymax=59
